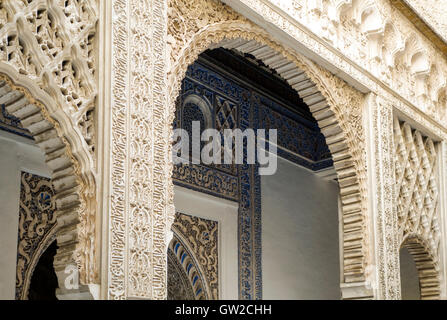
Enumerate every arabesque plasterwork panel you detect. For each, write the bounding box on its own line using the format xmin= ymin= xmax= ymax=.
xmin=0 ymin=0 xmax=99 ymax=288
xmin=172 ymin=212 xmax=219 ymax=300
xmin=0 ymin=0 xmax=98 ymax=153
xmin=16 ymin=172 xmax=56 ymax=300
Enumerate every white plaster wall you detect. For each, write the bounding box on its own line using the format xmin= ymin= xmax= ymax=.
xmin=400 ymin=247 xmax=421 ymax=300
xmin=261 ymin=157 xmax=340 ymax=299
xmin=174 ymin=185 xmax=239 ymax=300
xmin=0 ymin=131 xmax=49 ymax=300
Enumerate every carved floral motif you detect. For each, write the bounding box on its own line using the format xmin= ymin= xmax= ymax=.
xmin=243 ymin=0 xmax=447 ymax=125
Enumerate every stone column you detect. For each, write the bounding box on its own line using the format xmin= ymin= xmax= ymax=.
xmin=364 ymin=93 xmax=401 ymax=300
xmin=99 ymin=0 xmax=172 ymax=299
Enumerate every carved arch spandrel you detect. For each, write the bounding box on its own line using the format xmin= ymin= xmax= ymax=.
xmin=168 ymin=234 xmax=209 ymax=300
xmin=167 ymin=0 xmax=369 ymax=299
xmin=0 ymin=70 xmax=97 ymax=293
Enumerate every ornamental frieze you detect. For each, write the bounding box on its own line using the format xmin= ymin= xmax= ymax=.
xmin=227 ymin=0 xmax=447 ymax=127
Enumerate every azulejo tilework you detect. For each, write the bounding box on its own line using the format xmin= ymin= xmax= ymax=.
xmin=173 ymin=52 xmax=332 ymax=299
xmin=16 ymin=171 xmax=56 ymax=300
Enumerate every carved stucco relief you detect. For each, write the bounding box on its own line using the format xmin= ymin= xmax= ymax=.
xmin=3 ymin=0 xmax=446 ymax=301
xmin=0 ymin=74 xmax=97 ymax=297
xmin=16 ymin=172 xmax=56 ymax=300
xmin=394 ymin=117 xmax=442 ymax=299
xmin=231 ymin=0 xmax=447 ymax=127
xmin=365 ymin=94 xmax=401 ymax=300
xmin=365 ymin=92 xmax=444 ymax=300
xmin=108 ymin=0 xmax=172 ymax=299
xmin=0 ymin=0 xmax=98 ymax=153
xmin=167 ymin=247 xmax=196 ymax=300
xmin=0 ymin=0 xmax=98 ymax=287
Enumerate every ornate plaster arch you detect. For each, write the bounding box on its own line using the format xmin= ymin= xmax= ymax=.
xmin=401 ymin=235 xmax=440 ymax=299
xmin=167 ymin=0 xmax=369 ymax=299
xmin=0 ymin=0 xmax=98 ymax=291
xmin=0 ymin=67 xmax=96 ymax=294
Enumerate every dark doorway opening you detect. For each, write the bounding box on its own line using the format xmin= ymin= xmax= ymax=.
xmin=28 ymin=241 xmax=59 ymax=300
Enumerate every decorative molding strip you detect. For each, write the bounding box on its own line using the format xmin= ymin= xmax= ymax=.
xmin=365 ymin=94 xmax=400 ymax=300
xmin=108 ymin=0 xmax=172 ymax=300
xmin=394 ymin=117 xmax=442 ymax=299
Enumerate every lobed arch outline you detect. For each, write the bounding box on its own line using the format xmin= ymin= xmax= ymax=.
xmin=0 ymin=62 xmax=96 ymax=295
xmin=167 ymin=16 xmax=369 ymax=299
xmin=400 ymin=234 xmax=441 ymax=300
